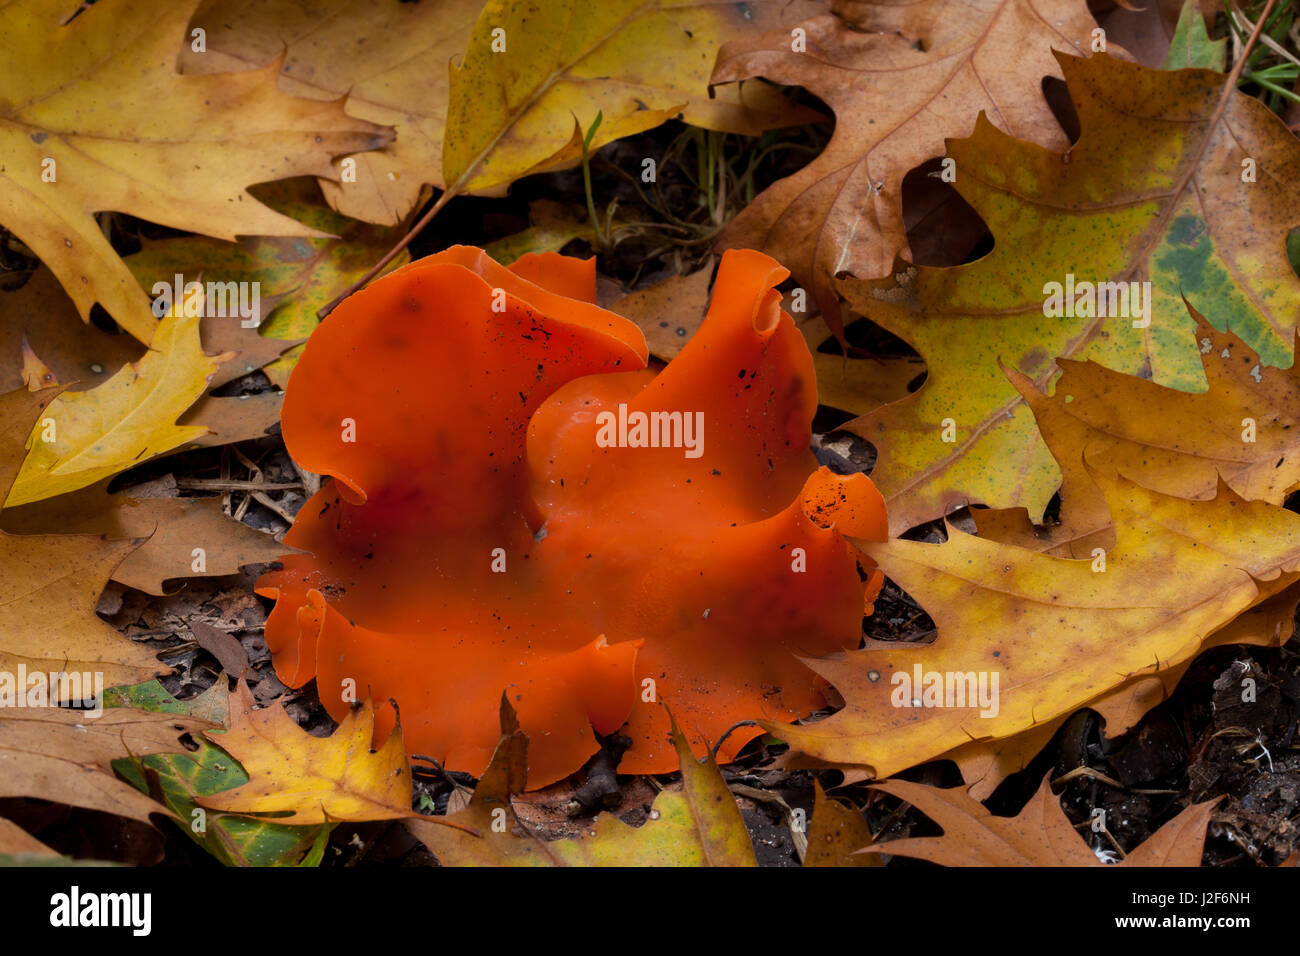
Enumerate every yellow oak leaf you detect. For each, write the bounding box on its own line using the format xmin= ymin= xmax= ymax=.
xmin=0 ymin=0 xmax=391 ymax=343
xmin=197 ymin=682 xmax=415 ymax=826
xmin=5 ymin=312 xmax=224 ymax=508
xmin=442 ymin=0 xmax=824 ymax=195
xmin=838 ymin=52 xmax=1300 ymax=534
xmin=774 ymin=469 xmax=1300 ymax=780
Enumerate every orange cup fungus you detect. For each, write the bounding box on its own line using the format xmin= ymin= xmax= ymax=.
xmin=256 ymin=246 xmax=888 ymax=787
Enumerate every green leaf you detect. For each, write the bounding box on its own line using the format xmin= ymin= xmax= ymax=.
xmin=1164 ymin=0 xmax=1226 ymax=71
xmin=108 ymin=680 xmax=330 ymax=867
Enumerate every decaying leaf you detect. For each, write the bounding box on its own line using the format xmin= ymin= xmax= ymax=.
xmin=773 ymin=469 xmax=1300 ymax=780
xmin=484 ymin=200 xmax=597 ymax=266
xmin=616 ymin=267 xmax=923 ymax=417
xmin=181 ymin=0 xmax=481 ymax=225
xmin=443 ymin=0 xmax=824 ymax=195
xmin=408 ymin=700 xmax=756 ymax=866
xmin=803 ymin=781 xmax=881 ymax=867
xmin=975 ymin=306 xmax=1300 ymax=556
xmin=865 ymin=775 xmax=1219 ymax=866
xmin=196 ymin=681 xmax=415 ymax=826
xmin=110 ymin=680 xmax=329 ymax=867
xmin=0 ymin=818 xmax=58 ymax=860
xmin=181 ymin=391 xmax=284 ymax=450
xmin=5 ymin=313 xmax=224 ymax=508
xmin=124 ymin=178 xmax=407 ymax=386
xmin=0 ymin=267 xmax=297 ymax=393
xmin=1161 ymin=0 xmax=1226 ymax=70
xmin=777 ymin=579 xmax=1300 ymax=802
xmin=840 ymin=51 xmax=1300 ymax=534
xmin=0 ymin=0 xmax=391 ymax=343
xmin=711 ymin=0 xmax=1102 ymax=333
xmin=1100 ymin=0 xmax=1222 ymax=70
xmin=0 ymin=704 xmax=213 ymax=835
xmin=2 ymin=480 xmax=288 ymax=596
xmin=1 ymin=269 xmax=136 ymax=392
xmin=0 ymin=388 xmax=161 ymax=688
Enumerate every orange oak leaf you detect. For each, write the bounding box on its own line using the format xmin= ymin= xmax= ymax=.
xmin=257 ymin=246 xmax=887 ymax=787
xmin=803 ymin=781 xmax=881 ymax=867
xmin=865 ymin=775 xmax=1220 ymax=866
xmin=709 ymin=0 xmax=1104 ymax=334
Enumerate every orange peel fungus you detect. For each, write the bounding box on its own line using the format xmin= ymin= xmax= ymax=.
xmin=257 ymin=246 xmax=887 ymax=787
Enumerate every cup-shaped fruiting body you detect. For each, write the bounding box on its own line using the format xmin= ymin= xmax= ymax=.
xmin=257 ymin=246 xmax=887 ymax=787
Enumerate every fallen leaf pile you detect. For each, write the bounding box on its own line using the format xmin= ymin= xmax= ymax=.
xmin=839 ymin=48 xmax=1300 ymax=533
xmin=2 ymin=0 xmax=1297 ymax=870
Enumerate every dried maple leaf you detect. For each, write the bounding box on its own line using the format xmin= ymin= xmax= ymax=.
xmin=0 ymin=388 xmax=161 ymax=688
xmin=865 ymin=775 xmax=1220 ymax=866
xmin=196 ymin=681 xmax=415 ymax=826
xmin=840 ymin=51 xmax=1300 ymax=534
xmin=408 ymin=698 xmax=756 ymax=866
xmin=257 ymin=245 xmax=887 ymax=787
xmin=0 ymin=0 xmax=390 ymax=344
xmin=773 ymin=469 xmax=1300 ymax=780
xmin=710 ymin=0 xmax=1103 ymax=334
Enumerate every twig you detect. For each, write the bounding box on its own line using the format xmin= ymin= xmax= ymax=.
xmin=176 ymin=479 xmax=303 ymax=491
xmin=318 ymin=189 xmax=455 ymax=318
